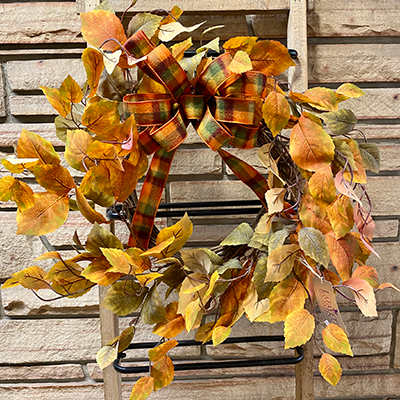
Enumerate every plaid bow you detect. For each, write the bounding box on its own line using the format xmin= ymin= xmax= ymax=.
xmin=123 ymin=30 xmax=270 ymax=249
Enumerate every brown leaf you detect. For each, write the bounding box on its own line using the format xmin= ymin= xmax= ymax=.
xmin=148 ymin=340 xmax=178 ymax=363
xmin=152 ymin=302 xmax=185 ymax=339
xmin=11 ymin=266 xmax=49 ymax=290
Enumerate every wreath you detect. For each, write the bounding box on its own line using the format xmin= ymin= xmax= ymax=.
xmin=0 ymin=3 xmax=397 ymax=397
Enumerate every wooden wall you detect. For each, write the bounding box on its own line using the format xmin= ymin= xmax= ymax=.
xmin=0 ymin=1 xmax=400 ymax=399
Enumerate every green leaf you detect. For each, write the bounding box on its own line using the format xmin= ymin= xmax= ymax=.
xmin=333 ymin=139 xmax=357 ymax=172
xmin=268 ymin=227 xmax=292 ymax=252
xmin=358 ymin=142 xmax=380 ymax=174
xmin=321 ymin=109 xmax=357 ymax=135
xmin=127 ymin=12 xmax=163 ymax=38
xmin=101 ymin=281 xmax=146 ymax=316
xmin=220 ymin=223 xmax=254 ymax=246
xmin=85 ymin=222 xmax=123 ymax=255
xmin=181 ymin=249 xmax=212 ymax=275
xmin=298 ymin=227 xmax=330 ymax=267
xmin=118 ymin=325 xmax=135 ymax=352
xmin=253 ymin=255 xmax=275 ymax=300
xmin=248 ymin=232 xmax=271 ymax=251
xmin=94 ymin=0 xmax=115 ymax=13
xmin=141 ymin=286 xmax=167 ymax=325
xmin=217 ymin=258 xmax=243 ymax=275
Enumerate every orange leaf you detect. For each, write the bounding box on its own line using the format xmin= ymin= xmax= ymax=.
xmin=75 ymin=186 xmax=108 ymax=225
xmin=289 ymin=113 xmax=335 ymax=172
xmin=152 ymin=302 xmax=186 ymax=339
xmin=342 ymin=277 xmax=377 ymax=317
xmin=148 ymin=340 xmax=178 ymax=363
xmin=129 ymin=376 xmax=154 ymax=400
xmin=325 ymin=232 xmax=357 ymax=281
xmin=319 ymin=353 xmax=342 ymax=386
xmin=150 ymin=355 xmax=174 ymax=391
xmin=16 ymin=191 xmax=69 ymax=236
xmin=249 ymin=40 xmax=295 ymax=75
xmin=303 ymin=87 xmax=338 ymax=111
xmin=39 ymin=85 xmax=71 ymax=117
xmin=108 ymin=158 xmax=139 ymax=202
xmin=308 ymin=166 xmax=336 ymax=204
xmin=86 ymin=140 xmax=119 ymax=161
xmin=33 ymin=164 xmax=75 ymax=195
xmin=351 ymin=265 xmax=379 ymax=289
xmin=59 ymin=75 xmax=83 ymax=104
xmin=322 ymin=323 xmax=353 ymax=356
xmin=342 ymin=139 xmax=367 ymax=184
xmin=268 ymin=278 xmax=308 ymax=323
xmin=284 ymin=309 xmax=315 ymax=349
xmin=223 ymin=36 xmax=258 ymax=55
xmin=327 ymin=195 xmax=355 ymax=239
xmin=17 ymin=129 xmax=60 ymax=166
xmin=81 ymin=257 xmax=123 ymax=286
xmin=81 ymin=99 xmax=120 ymax=135
xmin=262 ymin=92 xmax=290 ymax=137
xmin=229 ymin=50 xmax=253 ymax=74
xmin=82 ymin=48 xmax=104 ymax=98
xmin=80 ymin=10 xmax=127 ymax=52
xmin=378 ymin=282 xmax=400 ymax=292
xmin=10 ymin=179 xmax=35 ymax=211
xmin=11 ymin=266 xmax=49 ymax=290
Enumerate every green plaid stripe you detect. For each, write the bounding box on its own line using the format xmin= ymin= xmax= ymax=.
xmin=219 ymin=71 xmax=269 ymax=99
xmin=214 ymin=97 xmax=256 ymax=125
xmin=180 ymin=95 xmax=206 ymax=120
xmin=123 ymin=29 xmax=155 ymax=58
xmin=196 ymin=106 xmax=233 ymax=151
xmin=195 ymin=53 xmax=238 ymax=96
xmin=131 ymin=147 xmax=177 ymax=250
xmin=146 ymin=45 xmax=191 ymax=101
xmin=218 ymin=149 xmax=268 ymax=206
xmin=150 ymin=110 xmax=188 ymax=151
xmin=228 ymin=124 xmax=259 ymax=149
xmin=124 ymin=94 xmax=174 ymax=126
xmin=138 ymin=126 xmax=161 ymax=155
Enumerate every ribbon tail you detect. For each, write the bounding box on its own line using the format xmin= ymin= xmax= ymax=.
xmin=218 ymin=148 xmax=269 ymax=207
xmin=130 ymin=147 xmax=177 ymax=250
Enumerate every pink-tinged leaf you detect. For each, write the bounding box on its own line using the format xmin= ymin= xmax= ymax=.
xmin=353 ymin=203 xmax=375 ymax=241
xmin=319 ymin=353 xmax=342 ymax=386
xmin=352 ymin=265 xmax=379 ymax=289
xmin=334 ymin=169 xmax=362 ymax=205
xmin=377 ymin=282 xmax=400 ymax=293
xmin=342 ymin=277 xmax=377 ymax=317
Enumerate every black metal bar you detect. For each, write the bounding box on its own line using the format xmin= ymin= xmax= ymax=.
xmin=183 ymin=49 xmax=298 ymax=60
xmin=157 ymin=200 xmax=263 ymax=209
xmin=113 ymin=336 xmax=304 ymax=374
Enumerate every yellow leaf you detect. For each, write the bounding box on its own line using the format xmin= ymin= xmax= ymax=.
xmin=268 ymin=278 xmax=308 ymax=323
xmin=284 ymin=309 xmax=315 ymax=349
xmin=249 ymin=40 xmax=296 ymax=76
xmin=155 ymin=213 xmax=193 ymax=258
xmin=96 ymin=341 xmax=118 ymax=370
xmin=59 ymin=75 xmax=83 ymax=104
xmin=185 ymin=298 xmax=201 ymax=332
xmin=262 ymin=92 xmax=290 ymax=137
xmin=141 ymin=236 xmax=175 ymax=259
xmin=10 ymin=180 xmax=35 ymax=211
xmin=223 ymin=36 xmax=258 ymax=55
xmin=322 ymin=323 xmax=353 ymax=356
xmin=151 ymin=355 xmax=174 ymax=391
xmin=326 ymin=195 xmax=354 ymax=239
xmin=65 ymin=129 xmax=95 ymax=172
xmin=81 ymin=99 xmax=120 ymax=135
xmin=17 ymin=129 xmax=60 ymax=166
xmin=195 ymin=321 xmax=215 ymax=343
xmin=336 ymin=83 xmax=365 ymax=99
xmin=266 ymin=244 xmax=299 ymax=282
xmin=118 ymin=325 xmax=136 ymax=352
xmin=170 ymin=38 xmax=193 ymax=62
xmin=212 ymin=326 xmax=231 ymax=346
xmin=149 ymin=340 xmax=178 ymax=362
xmin=205 ymin=271 xmax=219 ymax=297
xmin=16 ymin=191 xmax=69 ymax=236
xmin=304 ymin=87 xmax=338 ymax=111
xmin=319 ymin=353 xmax=342 ymax=386
xmin=0 ymin=176 xmax=15 ymax=202
xmin=75 ymin=186 xmax=109 ymax=225
xmin=153 ymin=302 xmax=186 ymax=339
xmin=229 ymin=50 xmax=252 ymax=74
xmin=183 ymin=282 xmax=206 ymax=294
xmin=136 ymin=272 xmax=163 ymax=286
xmin=289 ymin=112 xmax=335 ymax=172
xmin=129 ymin=376 xmax=154 ymax=400
xmin=82 ymin=48 xmax=104 ymax=98
xmin=1 ymin=276 xmax=20 ymax=289
xmin=342 ymin=139 xmax=367 ymax=184
xmin=39 ymin=85 xmax=71 ymax=117
xmin=81 ymin=257 xmax=123 ymax=286
xmin=101 ymin=247 xmax=138 ymax=275
xmin=11 ymin=266 xmax=49 ymax=290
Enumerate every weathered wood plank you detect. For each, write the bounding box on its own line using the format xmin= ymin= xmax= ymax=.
xmin=309 ymin=44 xmax=400 ymax=83
xmin=0 ymin=3 xmax=83 ymax=44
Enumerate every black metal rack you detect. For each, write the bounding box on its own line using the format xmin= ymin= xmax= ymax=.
xmin=114 ymin=336 xmax=304 ymax=374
